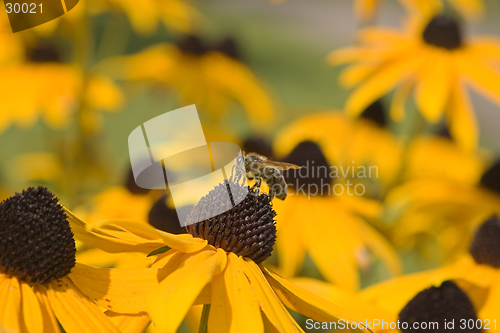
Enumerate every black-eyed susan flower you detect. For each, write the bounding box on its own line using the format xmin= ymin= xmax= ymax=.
xmin=0 ymin=186 xmax=154 ymax=333
xmin=329 ymin=13 xmax=500 ymax=151
xmin=0 ymin=38 xmax=123 ymax=133
xmin=270 ymin=109 xmax=402 ymax=291
xmin=359 ymin=216 xmax=500 ymax=332
xmin=100 ymin=36 xmax=275 ymax=130
xmin=68 ymin=180 xmax=372 ymax=333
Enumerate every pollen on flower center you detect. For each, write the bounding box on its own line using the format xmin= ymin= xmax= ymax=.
xmin=399 ymin=281 xmax=480 ymax=333
xmin=422 ymin=15 xmax=463 ymax=50
xmin=0 ymin=187 xmax=76 ymax=284
xmin=185 ymin=180 xmax=277 ymax=263
xmin=469 ymin=216 xmax=500 ymax=268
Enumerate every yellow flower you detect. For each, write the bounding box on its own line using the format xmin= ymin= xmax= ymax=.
xmin=359 ymin=216 xmax=500 ymax=332
xmin=88 ymin=0 xmax=199 ymax=35
xmin=270 ymin=109 xmax=402 ymax=290
xmin=0 ymin=186 xmax=143 ymax=333
xmin=329 ymin=13 xmax=500 ymax=151
xmin=385 ymin=157 xmax=500 ymax=263
xmin=100 ymin=36 xmax=275 ymax=130
xmin=403 ymin=134 xmax=487 ymax=185
xmin=355 ymin=0 xmax=484 ymax=21
xmin=0 ymin=38 xmax=123 ymax=133
xmin=68 ymin=181 xmax=371 ymax=333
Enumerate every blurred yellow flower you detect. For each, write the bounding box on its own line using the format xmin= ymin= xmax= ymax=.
xmin=385 ymin=156 xmax=500 ymax=263
xmin=88 ymin=0 xmax=199 ymax=35
xmin=101 ymin=36 xmax=276 ymax=130
xmin=67 ymin=183 xmax=372 ymax=333
xmin=271 ymin=110 xmax=402 ymax=290
xmin=0 ymin=39 xmax=123 ymax=133
xmin=329 ymin=14 xmax=500 ymax=151
xmin=360 ymin=216 xmax=500 ymax=332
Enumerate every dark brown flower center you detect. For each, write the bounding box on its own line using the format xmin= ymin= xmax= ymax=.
xmin=125 ymin=167 xmax=150 ymax=195
xmin=360 ymin=100 xmax=387 ymax=127
xmin=399 ymin=281 xmax=480 ymax=333
xmin=470 ymin=216 xmax=500 ymax=268
xmin=422 ymin=15 xmax=463 ymax=50
xmin=480 ymin=161 xmax=500 ymax=195
xmin=0 ymin=187 xmax=76 ymax=284
xmin=186 ymin=181 xmax=276 ymax=263
xmin=177 ymin=35 xmax=240 ymax=59
xmin=27 ymin=40 xmax=61 ymax=63
xmin=243 ymin=137 xmax=274 ymax=159
xmin=281 ymin=141 xmax=334 ymax=195
xmin=148 ymin=195 xmax=188 ymax=234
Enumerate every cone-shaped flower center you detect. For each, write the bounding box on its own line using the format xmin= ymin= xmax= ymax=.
xmin=282 ymin=141 xmax=334 ymax=195
xmin=399 ymin=281 xmax=480 ymax=333
xmin=148 ymin=195 xmax=188 ymax=234
xmin=27 ymin=40 xmax=61 ymax=63
xmin=470 ymin=216 xmax=500 ymax=268
xmin=186 ymin=181 xmax=277 ymax=263
xmin=0 ymin=187 xmax=76 ymax=284
xmin=422 ymin=15 xmax=463 ymax=50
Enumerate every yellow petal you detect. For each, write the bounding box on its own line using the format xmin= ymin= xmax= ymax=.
xmin=243 ymin=260 xmax=299 ymax=333
xmin=414 ymin=51 xmax=451 ymax=123
xmin=326 ymin=47 xmax=370 ymax=65
xmin=20 ymin=282 xmax=43 ymax=333
xmin=0 ymin=276 xmax=21 ymax=333
xmin=69 ymin=263 xmax=160 ymax=314
xmin=273 ymin=199 xmax=305 ymax=278
xmin=302 ymin=200 xmax=361 ymax=290
xmin=357 ymin=220 xmax=402 ymax=276
xmin=47 ymin=278 xmax=120 ymax=333
xmin=478 ymin=272 xmax=500 ymax=320
xmin=390 ymin=78 xmax=414 ymax=122
xmin=146 ymin=249 xmax=226 ymax=333
xmin=339 ymin=64 xmax=378 ymax=88
xmin=85 ymin=75 xmax=124 ymax=111
xmin=105 ymin=311 xmax=151 ymax=333
xmin=209 ymin=253 xmax=263 ymax=333
xmin=345 ymin=46 xmax=426 ymax=117
xmin=456 ymin=49 xmax=500 ymax=106
xmin=446 ymin=81 xmax=478 ymax=152
xmin=33 ymin=285 xmax=61 ymax=333
xmin=66 ymin=207 xmax=206 ymax=254
xmin=263 ymin=267 xmax=371 ymax=333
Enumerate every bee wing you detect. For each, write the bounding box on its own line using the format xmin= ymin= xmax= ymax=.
xmin=261 ymin=160 xmax=302 ymax=170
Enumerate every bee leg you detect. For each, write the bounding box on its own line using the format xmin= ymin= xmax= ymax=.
xmin=250 ymin=179 xmax=262 ymax=196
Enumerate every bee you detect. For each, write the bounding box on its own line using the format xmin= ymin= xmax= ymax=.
xmin=232 ymin=152 xmax=301 ymax=200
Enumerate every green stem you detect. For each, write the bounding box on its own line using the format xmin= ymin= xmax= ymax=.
xmin=198 ymin=304 xmax=211 ymax=333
